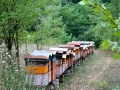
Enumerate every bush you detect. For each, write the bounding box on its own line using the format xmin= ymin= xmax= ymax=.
xmin=0 ymin=52 xmax=40 ymax=90
xmin=112 ymin=86 xmax=120 ymax=90
xmin=89 ymin=79 xmax=108 ymax=90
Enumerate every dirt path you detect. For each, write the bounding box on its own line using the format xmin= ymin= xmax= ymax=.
xmin=84 ymin=58 xmax=111 ymax=90
xmin=59 ymin=50 xmax=115 ymax=90
xmin=90 ymin=58 xmax=111 ymax=81
xmin=79 ymin=57 xmax=112 ymax=90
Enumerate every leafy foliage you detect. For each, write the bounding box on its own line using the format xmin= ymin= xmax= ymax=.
xmin=100 ymin=40 xmax=111 ymax=50
xmin=61 ymin=2 xmax=93 ymax=41
xmin=0 ymin=0 xmax=41 ymax=57
xmin=0 ymin=0 xmax=71 ymax=60
xmin=33 ymin=1 xmax=71 ymax=47
xmin=112 ymin=86 xmax=120 ymax=90
xmin=0 ymin=52 xmax=45 ymax=90
xmin=104 ymin=0 xmax=120 ymax=19
xmin=82 ymin=0 xmax=120 ymax=58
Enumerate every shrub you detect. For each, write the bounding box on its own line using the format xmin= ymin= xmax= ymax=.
xmin=89 ymin=79 xmax=108 ymax=90
xmin=0 ymin=52 xmax=40 ymax=90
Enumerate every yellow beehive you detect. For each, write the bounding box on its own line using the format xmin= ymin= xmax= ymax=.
xmin=25 ymin=65 xmax=48 ymax=74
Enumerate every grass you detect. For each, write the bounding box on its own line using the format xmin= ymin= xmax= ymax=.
xmin=59 ymin=56 xmax=100 ymax=90
xmin=59 ymin=50 xmax=120 ymax=90
xmin=101 ymin=59 xmax=120 ymax=89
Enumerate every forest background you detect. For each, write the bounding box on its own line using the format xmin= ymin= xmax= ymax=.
xmin=0 ymin=0 xmax=120 ymax=89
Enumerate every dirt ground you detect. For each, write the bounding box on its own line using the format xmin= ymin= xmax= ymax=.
xmin=59 ymin=50 xmax=120 ymax=90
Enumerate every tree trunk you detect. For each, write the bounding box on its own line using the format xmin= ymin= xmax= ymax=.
xmin=36 ymin=40 xmax=39 ymax=50
xmin=7 ymin=43 xmax=12 ymax=54
xmin=15 ymin=31 xmax=20 ymax=69
xmin=5 ymin=37 xmax=13 ymax=64
xmin=13 ymin=19 xmax=20 ymax=69
xmin=25 ymin=41 xmax=28 ymax=53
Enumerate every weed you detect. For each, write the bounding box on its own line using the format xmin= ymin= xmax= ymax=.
xmin=89 ymin=79 xmax=108 ymax=90
xmin=0 ymin=52 xmax=42 ymax=90
xmin=112 ymin=86 xmax=120 ymax=90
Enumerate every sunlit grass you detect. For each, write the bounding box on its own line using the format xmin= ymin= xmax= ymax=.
xmin=59 ymin=50 xmax=120 ymax=90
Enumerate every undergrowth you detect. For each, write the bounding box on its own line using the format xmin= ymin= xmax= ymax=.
xmin=0 ymin=52 xmax=44 ymax=90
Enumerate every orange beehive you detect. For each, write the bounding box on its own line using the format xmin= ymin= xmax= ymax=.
xmin=75 ymin=47 xmax=79 ymax=54
xmin=69 ymin=55 xmax=74 ymax=67
xmin=51 ymin=67 xmax=56 ymax=81
xmin=68 ymin=58 xmax=71 ymax=67
xmin=51 ymin=61 xmax=56 ymax=69
xmin=25 ymin=65 xmax=49 ymax=74
xmin=24 ymin=51 xmax=53 ymax=74
xmin=63 ymin=58 xmax=66 ymax=64
xmin=56 ymin=65 xmax=60 ymax=77
xmin=66 ymin=58 xmax=68 ymax=68
xmin=59 ymin=45 xmax=75 ymax=68
xmin=80 ymin=47 xmax=83 ymax=57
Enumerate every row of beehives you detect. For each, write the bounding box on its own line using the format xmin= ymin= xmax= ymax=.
xmin=24 ymin=41 xmax=94 ymax=89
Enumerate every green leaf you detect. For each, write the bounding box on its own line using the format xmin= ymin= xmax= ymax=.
xmin=100 ymin=40 xmax=110 ymax=50
xmin=104 ymin=11 xmax=111 ymax=17
xmin=103 ymin=16 xmax=109 ymax=21
xmin=110 ymin=24 xmax=117 ymax=28
xmin=114 ymin=32 xmax=120 ymax=38
xmin=93 ymin=8 xmax=100 ymax=13
xmin=96 ymin=5 xmax=103 ymax=10
xmin=82 ymin=0 xmax=88 ymax=4
xmin=89 ymin=2 xmax=95 ymax=7
xmin=111 ymin=46 xmax=117 ymax=52
xmin=114 ymin=53 xmax=120 ymax=59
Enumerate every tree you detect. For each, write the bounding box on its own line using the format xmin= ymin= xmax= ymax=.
xmin=60 ymin=2 xmax=94 ymax=41
xmin=29 ymin=0 xmax=71 ymax=49
xmin=70 ymin=0 xmax=82 ymax=3
xmin=82 ymin=0 xmax=120 ymax=58
xmin=101 ymin=0 xmax=111 ymax=3
xmin=103 ymin=0 xmax=120 ymax=19
xmin=0 ymin=0 xmax=41 ymax=65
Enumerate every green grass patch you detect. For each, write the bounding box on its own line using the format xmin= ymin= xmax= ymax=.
xmin=59 ymin=50 xmax=119 ymax=90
